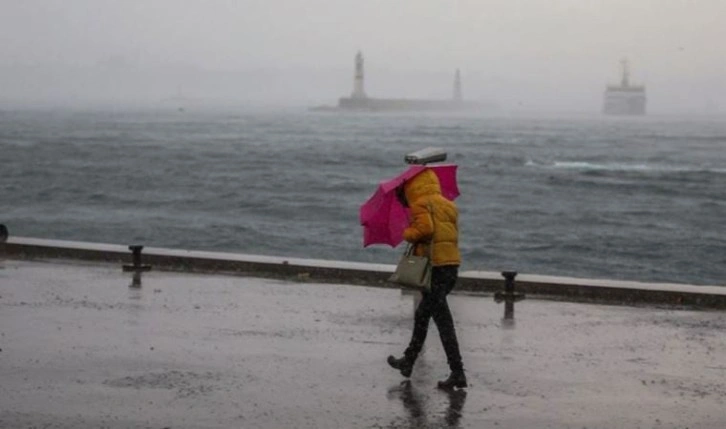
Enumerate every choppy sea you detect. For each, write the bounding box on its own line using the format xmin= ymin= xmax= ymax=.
xmin=2 ymin=108 xmax=725 ymax=286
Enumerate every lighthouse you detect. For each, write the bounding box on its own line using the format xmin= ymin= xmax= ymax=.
xmin=351 ymin=51 xmax=367 ymax=99
xmin=335 ymin=51 xmax=485 ymax=112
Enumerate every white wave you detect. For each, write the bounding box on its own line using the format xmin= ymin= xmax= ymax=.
xmin=552 ymin=161 xmax=652 ymax=171
xmin=534 ymin=161 xmax=726 ymax=174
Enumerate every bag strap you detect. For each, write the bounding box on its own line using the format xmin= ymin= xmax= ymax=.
xmin=427 ymin=202 xmax=435 ymax=260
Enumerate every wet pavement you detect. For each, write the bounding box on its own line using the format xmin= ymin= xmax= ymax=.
xmin=1 ymin=259 xmax=725 ymax=429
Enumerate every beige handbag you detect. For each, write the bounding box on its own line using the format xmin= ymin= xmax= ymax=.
xmin=388 ymin=203 xmax=435 ymax=291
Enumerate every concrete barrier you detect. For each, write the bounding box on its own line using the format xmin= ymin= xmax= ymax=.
xmin=2 ymin=236 xmax=725 ymax=309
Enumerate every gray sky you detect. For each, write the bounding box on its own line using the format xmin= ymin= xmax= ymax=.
xmin=1 ymin=0 xmax=725 ymax=112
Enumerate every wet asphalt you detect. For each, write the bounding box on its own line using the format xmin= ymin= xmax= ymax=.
xmin=1 ymin=259 xmax=725 ymax=429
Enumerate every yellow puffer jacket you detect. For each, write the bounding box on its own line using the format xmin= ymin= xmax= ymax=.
xmin=402 ymin=169 xmax=461 ymax=266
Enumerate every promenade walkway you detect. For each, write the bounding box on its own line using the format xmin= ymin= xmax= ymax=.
xmin=1 ymin=259 xmax=725 ymax=428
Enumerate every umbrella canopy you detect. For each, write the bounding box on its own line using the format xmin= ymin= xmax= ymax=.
xmin=359 ymin=164 xmax=459 ymax=247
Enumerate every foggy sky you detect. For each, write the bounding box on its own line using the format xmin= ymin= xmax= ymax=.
xmin=1 ymin=0 xmax=724 ymax=113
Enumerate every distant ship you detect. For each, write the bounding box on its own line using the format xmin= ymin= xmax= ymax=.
xmin=603 ymin=59 xmax=646 ymax=116
xmin=312 ymin=52 xmax=486 ymax=112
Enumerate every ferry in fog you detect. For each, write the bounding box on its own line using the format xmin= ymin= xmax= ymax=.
xmin=603 ymin=59 xmax=646 ymax=116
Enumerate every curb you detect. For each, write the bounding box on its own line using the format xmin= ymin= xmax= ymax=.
xmin=2 ymin=236 xmax=725 ymax=309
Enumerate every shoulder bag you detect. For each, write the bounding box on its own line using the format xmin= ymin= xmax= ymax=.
xmin=388 ymin=203 xmax=435 ymax=291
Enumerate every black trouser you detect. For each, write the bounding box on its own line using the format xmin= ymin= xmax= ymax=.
xmin=404 ymin=265 xmax=464 ymax=372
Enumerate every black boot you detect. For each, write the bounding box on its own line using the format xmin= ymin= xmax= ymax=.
xmin=437 ymin=370 xmax=467 ymax=390
xmin=387 ymin=355 xmax=414 ymax=378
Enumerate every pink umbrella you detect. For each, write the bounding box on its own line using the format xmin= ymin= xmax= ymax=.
xmin=359 ymin=164 xmax=459 ymax=247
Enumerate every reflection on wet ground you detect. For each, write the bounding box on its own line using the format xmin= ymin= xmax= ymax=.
xmin=1 ymin=259 xmax=725 ymax=429
xmin=386 ymin=380 xmax=467 ymax=429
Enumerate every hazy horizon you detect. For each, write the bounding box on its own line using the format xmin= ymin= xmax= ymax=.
xmin=1 ymin=0 xmax=725 ymax=114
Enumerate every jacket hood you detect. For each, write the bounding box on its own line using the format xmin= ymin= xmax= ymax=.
xmin=403 ymin=168 xmax=441 ymax=202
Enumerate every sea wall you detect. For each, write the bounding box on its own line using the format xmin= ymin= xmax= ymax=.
xmin=337 ymin=97 xmax=481 ymax=111
xmin=2 ymin=236 xmax=725 ymax=309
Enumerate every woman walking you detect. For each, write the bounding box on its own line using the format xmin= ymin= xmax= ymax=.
xmin=387 ymin=169 xmax=467 ymax=389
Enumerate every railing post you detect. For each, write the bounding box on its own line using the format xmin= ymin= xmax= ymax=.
xmin=123 ymin=245 xmax=152 ymax=272
xmin=494 ymin=271 xmax=525 ymax=326
xmin=123 ymin=245 xmax=151 ymax=288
